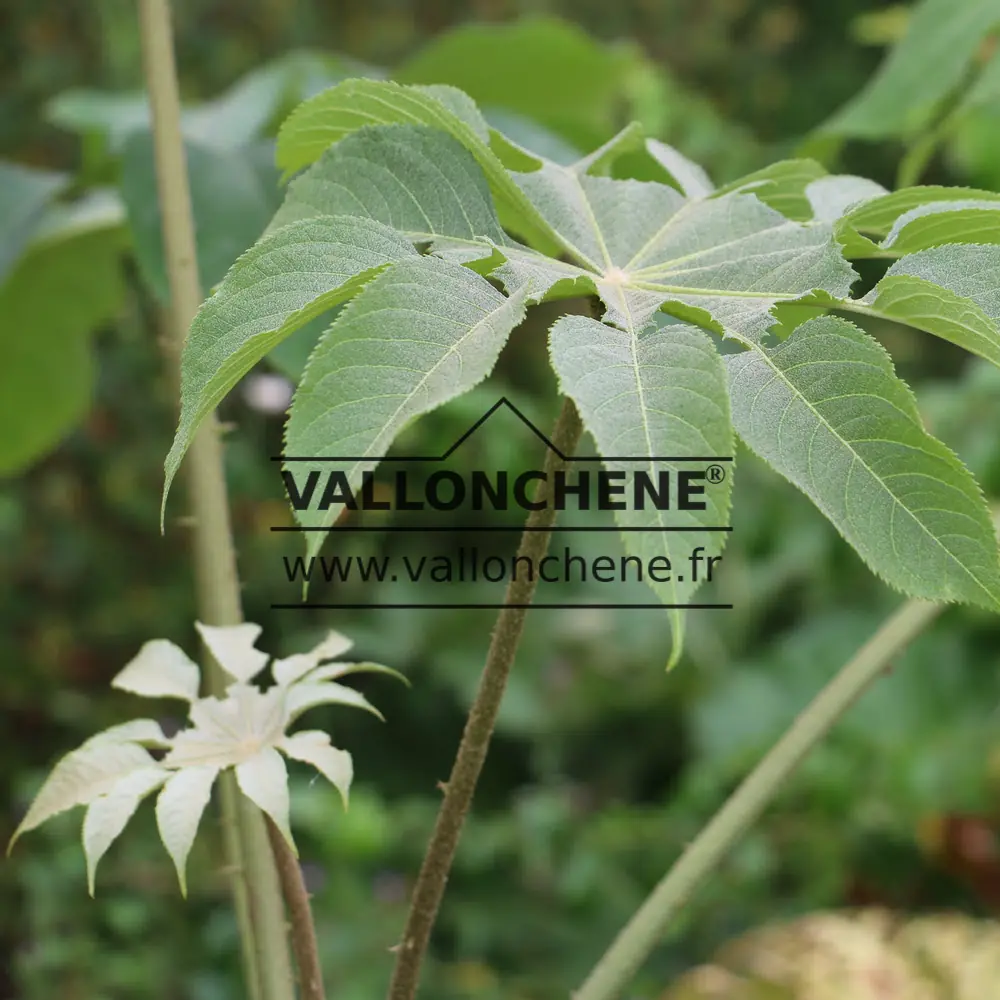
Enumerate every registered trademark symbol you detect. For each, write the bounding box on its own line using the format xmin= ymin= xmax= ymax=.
xmin=706 ymin=464 xmax=726 ymax=484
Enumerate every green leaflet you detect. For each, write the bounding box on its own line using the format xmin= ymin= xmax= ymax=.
xmin=822 ymin=0 xmax=1000 ymax=139
xmin=726 ymin=316 xmax=1000 ymax=610
xmin=835 ymin=186 xmax=1000 ymax=257
xmin=713 ymin=159 xmax=828 ymax=221
xmin=859 ymin=243 xmax=1000 ymax=369
xmin=284 ymin=255 xmax=530 ymax=559
xmin=162 ymin=216 xmax=418 ymax=517
xmin=881 ymin=201 xmax=1000 ymax=254
xmin=266 ymin=124 xmax=509 ymax=255
xmin=548 ymin=314 xmax=733 ymax=668
xmin=274 ymin=79 xmax=564 ymax=254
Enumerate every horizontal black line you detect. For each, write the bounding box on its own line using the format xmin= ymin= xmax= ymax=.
xmin=270 ymin=525 xmax=733 ymax=533
xmin=271 ymin=603 xmax=734 ymax=610
xmin=274 ymin=456 xmax=735 ymax=463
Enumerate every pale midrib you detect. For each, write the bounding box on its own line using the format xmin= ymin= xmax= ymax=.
xmin=623 ymin=303 xmax=680 ymax=613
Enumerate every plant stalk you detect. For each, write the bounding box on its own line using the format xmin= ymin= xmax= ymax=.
xmin=137 ymin=3 xmax=296 ymax=999
xmin=573 ymin=596 xmax=942 ymax=1000
xmin=386 ymin=396 xmax=584 ymax=1000
xmin=266 ymin=818 xmax=327 ymax=1000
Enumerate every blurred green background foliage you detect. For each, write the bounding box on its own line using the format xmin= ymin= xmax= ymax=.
xmin=3 ymin=2 xmax=1000 ymax=998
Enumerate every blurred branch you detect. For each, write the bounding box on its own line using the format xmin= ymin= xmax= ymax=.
xmin=136 ymin=3 xmax=295 ymax=999
xmin=573 ymin=595 xmax=945 ymax=1000
xmin=386 ymin=396 xmax=584 ymax=1000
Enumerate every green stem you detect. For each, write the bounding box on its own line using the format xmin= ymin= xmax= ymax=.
xmin=386 ymin=396 xmax=585 ymax=1000
xmin=136 ymin=4 xmax=296 ymax=999
xmin=573 ymin=597 xmax=942 ymax=1000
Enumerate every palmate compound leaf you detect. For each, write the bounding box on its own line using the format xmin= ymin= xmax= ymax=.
xmin=726 ymin=316 xmax=1000 ymax=610
xmin=162 ymin=215 xmax=420 ymax=519
xmin=549 ymin=315 xmax=733 ymax=668
xmin=12 ymin=626 xmax=396 ymax=895
xmin=491 ymin=158 xmax=857 ymax=341
xmin=284 ymin=254 xmax=531 ymax=559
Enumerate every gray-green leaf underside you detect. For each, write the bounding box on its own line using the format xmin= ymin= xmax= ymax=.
xmin=493 ymin=165 xmax=856 ymax=340
xmin=285 ymin=255 xmax=529 ymax=558
xmin=726 ymin=316 xmax=1000 ymax=609
xmin=549 ymin=315 xmax=733 ymax=666
xmin=162 ymin=215 xmax=419 ymax=514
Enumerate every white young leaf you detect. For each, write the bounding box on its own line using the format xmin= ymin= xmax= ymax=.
xmin=10 ymin=741 xmax=156 ymax=850
xmin=279 ymin=730 xmax=353 ymax=807
xmin=111 ymin=639 xmax=200 ymax=702
xmin=272 ymin=630 xmax=353 ymax=687
xmin=235 ymin=748 xmax=295 ymax=851
xmin=549 ymin=314 xmax=733 ymax=668
xmin=195 ymin=622 xmax=269 ymax=683
xmin=301 ymin=660 xmax=409 ymax=686
xmin=164 ymin=685 xmax=286 ymax=768
xmin=284 ymin=681 xmax=385 ymax=725
xmin=82 ymin=766 xmax=166 ymax=895
xmin=156 ymin=764 xmax=220 ymax=896
xmin=645 ymin=138 xmax=715 ymax=199
xmin=81 ymin=718 xmax=170 ymax=750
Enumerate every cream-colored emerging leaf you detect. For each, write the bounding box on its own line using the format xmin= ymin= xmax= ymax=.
xmin=9 ymin=741 xmax=159 ymax=851
xmin=9 ymin=622 xmax=400 ymax=894
xmin=194 ymin=622 xmax=269 ymax=683
xmin=83 ymin=767 xmax=167 ymax=895
xmin=156 ymin=765 xmax=220 ymax=897
xmin=112 ymin=639 xmax=201 ymax=701
xmin=280 ymin=731 xmax=352 ymax=808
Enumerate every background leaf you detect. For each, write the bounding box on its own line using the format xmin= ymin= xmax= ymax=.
xmin=0 ymin=223 xmax=124 ymax=475
xmin=822 ymin=0 xmax=1000 ymax=139
xmin=120 ymin=130 xmax=278 ymax=302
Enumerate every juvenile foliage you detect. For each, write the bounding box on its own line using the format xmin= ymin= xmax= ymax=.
xmin=8 ymin=624 xmax=402 ymax=896
xmin=164 ymin=79 xmax=1000 ymax=665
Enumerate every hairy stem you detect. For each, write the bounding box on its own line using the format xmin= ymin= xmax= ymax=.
xmin=573 ymin=597 xmax=942 ymax=1000
xmin=137 ymin=3 xmax=296 ymax=998
xmin=387 ymin=396 xmax=584 ymax=1000
xmin=266 ymin=819 xmax=327 ymax=1000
